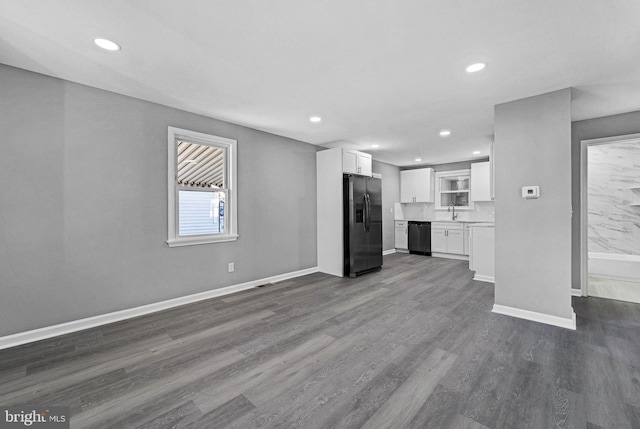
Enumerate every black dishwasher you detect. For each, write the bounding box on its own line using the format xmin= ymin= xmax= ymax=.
xmin=408 ymin=221 xmax=431 ymax=256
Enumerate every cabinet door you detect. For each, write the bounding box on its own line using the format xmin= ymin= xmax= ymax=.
xmin=342 ymin=150 xmax=358 ymax=175
xmin=400 ymin=170 xmax=415 ymax=203
xmin=463 ymin=226 xmax=470 ymax=256
xmin=447 ymin=229 xmax=464 ymax=254
xmin=358 ymin=152 xmax=372 ymax=176
xmin=395 ymin=227 xmax=408 ymax=249
xmin=413 ymin=168 xmax=434 ymax=202
xmin=468 ymin=228 xmax=474 ymax=270
xmin=471 ymin=162 xmax=491 ymax=201
xmin=431 ymin=228 xmax=448 ymax=253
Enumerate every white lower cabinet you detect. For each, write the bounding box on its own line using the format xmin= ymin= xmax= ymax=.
xmin=469 ymin=225 xmax=495 ymax=282
xmin=395 ymin=221 xmax=408 ymax=250
xmin=447 ymin=229 xmax=464 ymax=254
xmin=431 ymin=228 xmax=448 ymax=253
xmin=431 ymin=222 xmax=467 ymax=256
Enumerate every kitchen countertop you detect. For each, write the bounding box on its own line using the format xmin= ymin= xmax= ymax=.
xmin=397 ymin=219 xmax=494 ymax=224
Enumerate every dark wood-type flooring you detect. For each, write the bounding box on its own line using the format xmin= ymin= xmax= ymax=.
xmin=1 ymin=253 xmax=639 ymax=428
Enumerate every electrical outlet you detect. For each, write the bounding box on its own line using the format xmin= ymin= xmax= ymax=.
xmin=228 ymin=262 xmax=234 ymax=272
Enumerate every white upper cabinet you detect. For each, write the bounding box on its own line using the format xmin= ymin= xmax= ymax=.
xmin=471 ymin=161 xmax=492 ymax=201
xmin=342 ymin=149 xmax=372 ymax=176
xmin=400 ymin=168 xmax=434 ymax=203
xmin=400 ymin=170 xmax=413 ymax=203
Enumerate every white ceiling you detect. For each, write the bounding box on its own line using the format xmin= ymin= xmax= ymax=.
xmin=1 ymin=1 xmax=640 ymax=166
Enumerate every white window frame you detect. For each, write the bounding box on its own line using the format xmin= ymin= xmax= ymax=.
xmin=167 ymin=126 xmax=238 ymax=247
xmin=435 ymin=169 xmax=474 ymax=211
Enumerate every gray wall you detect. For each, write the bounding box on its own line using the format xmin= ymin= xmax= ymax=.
xmin=494 ymin=89 xmax=573 ymax=319
xmin=372 ymin=160 xmax=400 ymax=252
xmin=0 ymin=65 xmax=319 ymax=337
xmin=571 ymin=110 xmax=640 ymax=290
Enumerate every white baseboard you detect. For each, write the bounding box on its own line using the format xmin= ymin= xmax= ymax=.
xmin=473 ymin=274 xmax=495 ymax=283
xmin=0 ymin=266 xmax=319 ymax=351
xmin=571 ymin=289 xmax=583 ymax=297
xmin=383 ymin=249 xmax=396 ymax=256
xmin=492 ymin=304 xmax=576 ymax=330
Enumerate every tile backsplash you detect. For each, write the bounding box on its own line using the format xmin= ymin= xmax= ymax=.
xmin=397 ymin=201 xmax=495 ymax=222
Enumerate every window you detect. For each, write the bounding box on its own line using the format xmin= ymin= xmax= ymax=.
xmin=435 ymin=169 xmax=473 ymax=210
xmin=167 ymin=127 xmax=238 ymax=247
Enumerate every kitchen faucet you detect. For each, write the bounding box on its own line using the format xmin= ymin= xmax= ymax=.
xmin=448 ymin=204 xmax=457 ymax=220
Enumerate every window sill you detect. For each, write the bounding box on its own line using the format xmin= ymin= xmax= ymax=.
xmin=167 ymin=234 xmax=239 ymax=247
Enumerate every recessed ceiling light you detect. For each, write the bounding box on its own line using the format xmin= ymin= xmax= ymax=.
xmin=473 ymin=151 xmax=481 ymax=155
xmin=466 ymin=62 xmax=486 ymax=73
xmin=439 ymin=129 xmax=451 ymax=137
xmin=309 ymin=116 xmax=322 ymax=123
xmin=93 ymin=38 xmax=121 ymax=51
xmin=371 ymin=144 xmax=379 ymax=148
xmin=415 ymin=158 xmax=422 ymax=162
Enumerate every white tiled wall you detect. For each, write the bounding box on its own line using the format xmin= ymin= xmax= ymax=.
xmin=588 ymin=140 xmax=640 ymax=255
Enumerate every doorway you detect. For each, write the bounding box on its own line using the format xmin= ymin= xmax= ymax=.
xmin=580 ymin=134 xmax=640 ymax=302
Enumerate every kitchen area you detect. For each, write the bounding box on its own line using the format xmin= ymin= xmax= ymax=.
xmin=394 ymin=160 xmax=495 ymax=283
xmin=316 ymin=146 xmax=495 ymax=283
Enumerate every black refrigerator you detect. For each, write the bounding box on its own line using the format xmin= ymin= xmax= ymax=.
xmin=343 ymin=174 xmax=383 ymax=277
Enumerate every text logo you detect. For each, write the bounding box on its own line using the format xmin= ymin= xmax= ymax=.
xmin=0 ymin=407 xmax=69 ymax=429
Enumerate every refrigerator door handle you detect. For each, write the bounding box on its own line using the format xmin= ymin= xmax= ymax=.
xmin=368 ymin=193 xmax=372 ymax=232
xmin=361 ymin=193 xmax=367 ymax=232
xmin=365 ymin=193 xmax=371 ymax=232
xmin=368 ymin=194 xmax=372 ymax=231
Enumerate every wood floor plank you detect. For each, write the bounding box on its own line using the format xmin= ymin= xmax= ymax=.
xmin=361 ymin=348 xmax=458 ymax=429
xmin=183 ymin=395 xmax=256 ymax=429
xmin=538 ymin=386 xmax=587 ymax=429
xmin=0 ymin=335 xmax=169 ymax=403
xmin=447 ymin=414 xmax=491 ymax=429
xmin=153 ymin=309 xmax=276 ymax=350
xmin=493 ymin=358 xmax=546 ymax=428
xmin=625 ymin=404 xmax=640 ymax=429
xmin=70 ymin=348 xmax=245 ymax=428
xmin=584 ymin=346 xmax=633 ymax=429
xmin=406 ymin=384 xmax=464 ymax=429
xmin=134 ymin=400 xmax=202 ymax=429
xmin=234 ymin=307 xmax=338 ymax=356
xmin=610 ymin=357 xmax=640 ymax=408
xmin=229 ymin=325 xmax=413 ymax=429
xmin=0 ymin=365 xmax=26 ymax=385
xmin=228 ymin=304 xmax=437 ymax=428
xmin=244 ymin=304 xmax=428 ymax=411
xmin=193 ymin=333 xmax=336 ymax=415
xmin=327 ymin=287 xmax=390 ymax=314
